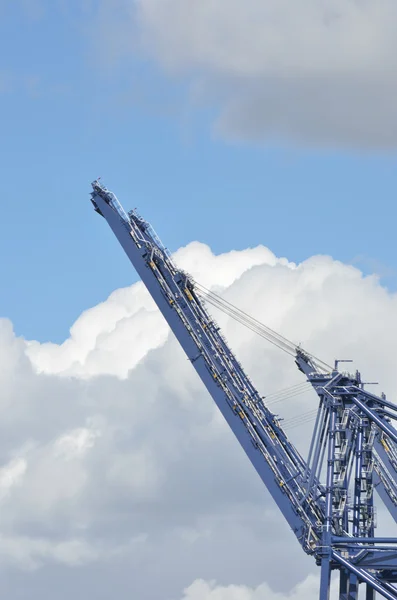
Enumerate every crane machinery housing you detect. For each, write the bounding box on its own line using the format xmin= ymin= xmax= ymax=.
xmin=89 ymin=179 xmax=397 ymax=600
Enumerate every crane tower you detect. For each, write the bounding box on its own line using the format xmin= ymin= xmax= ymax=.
xmin=89 ymin=180 xmax=397 ymax=600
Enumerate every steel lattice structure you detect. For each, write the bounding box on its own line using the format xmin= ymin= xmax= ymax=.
xmin=90 ymin=180 xmax=397 ymax=600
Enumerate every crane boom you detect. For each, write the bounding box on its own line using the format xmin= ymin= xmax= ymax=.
xmin=90 ymin=180 xmax=323 ymax=552
xmin=90 ymin=180 xmax=397 ymax=599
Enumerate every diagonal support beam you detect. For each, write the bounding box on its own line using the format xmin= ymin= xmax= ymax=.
xmin=332 ymin=551 xmax=396 ymax=600
xmin=351 ymin=397 xmax=397 ymax=446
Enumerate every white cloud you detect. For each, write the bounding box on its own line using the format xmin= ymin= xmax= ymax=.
xmin=54 ymin=426 xmax=100 ymax=460
xmin=0 ymin=458 xmax=26 ymax=500
xmin=89 ymin=0 xmax=397 ymax=148
xmin=0 ymin=535 xmax=99 ymax=571
xmin=179 ymin=574 xmax=321 ymax=600
xmin=0 ymin=241 xmax=395 ymax=598
xmin=26 ymin=242 xmax=287 ymax=378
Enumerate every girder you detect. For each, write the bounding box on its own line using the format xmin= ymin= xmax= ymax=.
xmin=90 ymin=180 xmax=397 ymax=599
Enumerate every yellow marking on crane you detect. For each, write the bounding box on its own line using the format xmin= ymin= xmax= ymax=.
xmin=381 ymin=438 xmax=390 ymax=452
xmin=184 ymin=288 xmax=193 ymax=301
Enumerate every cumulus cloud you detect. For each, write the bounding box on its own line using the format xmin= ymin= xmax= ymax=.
xmin=27 ymin=243 xmax=287 ymax=378
xmin=89 ymin=0 xmax=397 ymax=149
xmin=0 ymin=241 xmax=396 ymax=598
xmin=179 ymin=574 xmax=323 ymax=600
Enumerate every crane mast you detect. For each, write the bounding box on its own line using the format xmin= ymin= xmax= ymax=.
xmin=90 ymin=180 xmax=397 ymax=600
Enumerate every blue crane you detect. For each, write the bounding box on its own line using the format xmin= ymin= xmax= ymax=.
xmin=89 ymin=180 xmax=397 ymax=600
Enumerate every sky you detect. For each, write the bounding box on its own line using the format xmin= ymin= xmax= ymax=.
xmin=0 ymin=0 xmax=397 ymax=343
xmin=1 ymin=1 xmax=397 ymax=599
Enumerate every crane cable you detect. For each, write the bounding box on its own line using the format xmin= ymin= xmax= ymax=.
xmin=195 ymin=283 xmax=295 ymax=356
xmin=266 ymin=382 xmax=312 ymax=407
xmin=193 ymin=281 xmax=328 ymax=432
xmin=194 ymin=282 xmax=332 ymax=373
xmin=266 ymin=381 xmax=310 ymax=400
xmin=283 ymin=409 xmax=319 ymax=428
xmin=195 ymin=282 xmax=327 ymax=432
xmin=285 ymin=414 xmax=318 ymax=431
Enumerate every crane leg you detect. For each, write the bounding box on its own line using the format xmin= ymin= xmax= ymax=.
xmin=366 ymin=583 xmax=375 ymax=600
xmin=339 ymin=569 xmax=348 ymax=600
xmin=347 ymin=574 xmax=358 ymax=600
xmin=338 ymin=570 xmax=360 ymax=600
xmin=319 ymin=558 xmax=331 ymax=600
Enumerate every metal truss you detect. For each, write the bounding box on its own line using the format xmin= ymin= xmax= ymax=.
xmin=90 ymin=180 xmax=397 ymax=599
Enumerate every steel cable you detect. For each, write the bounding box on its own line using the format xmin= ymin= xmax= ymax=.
xmin=194 ymin=282 xmax=332 ymax=372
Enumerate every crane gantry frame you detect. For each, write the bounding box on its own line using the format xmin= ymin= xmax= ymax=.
xmin=89 ymin=180 xmax=397 ymax=600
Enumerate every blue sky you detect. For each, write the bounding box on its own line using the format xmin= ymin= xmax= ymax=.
xmin=1 ymin=1 xmax=396 ymax=343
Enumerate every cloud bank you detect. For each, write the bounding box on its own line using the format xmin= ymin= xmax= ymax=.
xmin=90 ymin=0 xmax=397 ymax=149
xmin=179 ymin=574 xmax=327 ymax=600
xmin=0 ymin=240 xmax=396 ymax=598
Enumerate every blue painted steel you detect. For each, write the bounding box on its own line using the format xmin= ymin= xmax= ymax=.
xmin=90 ymin=180 xmax=323 ymax=553
xmin=373 ymin=438 xmax=397 ymax=523
xmin=90 ymin=180 xmax=397 ymax=600
xmin=319 ymin=557 xmax=331 ymax=600
xmin=300 ymin=354 xmax=397 ymax=530
xmin=298 ymin=350 xmax=397 ymax=597
xmin=333 ymin=538 xmax=397 ymax=544
xmin=339 ymin=569 xmax=349 ymax=600
xmin=332 ymin=551 xmax=397 ymax=600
